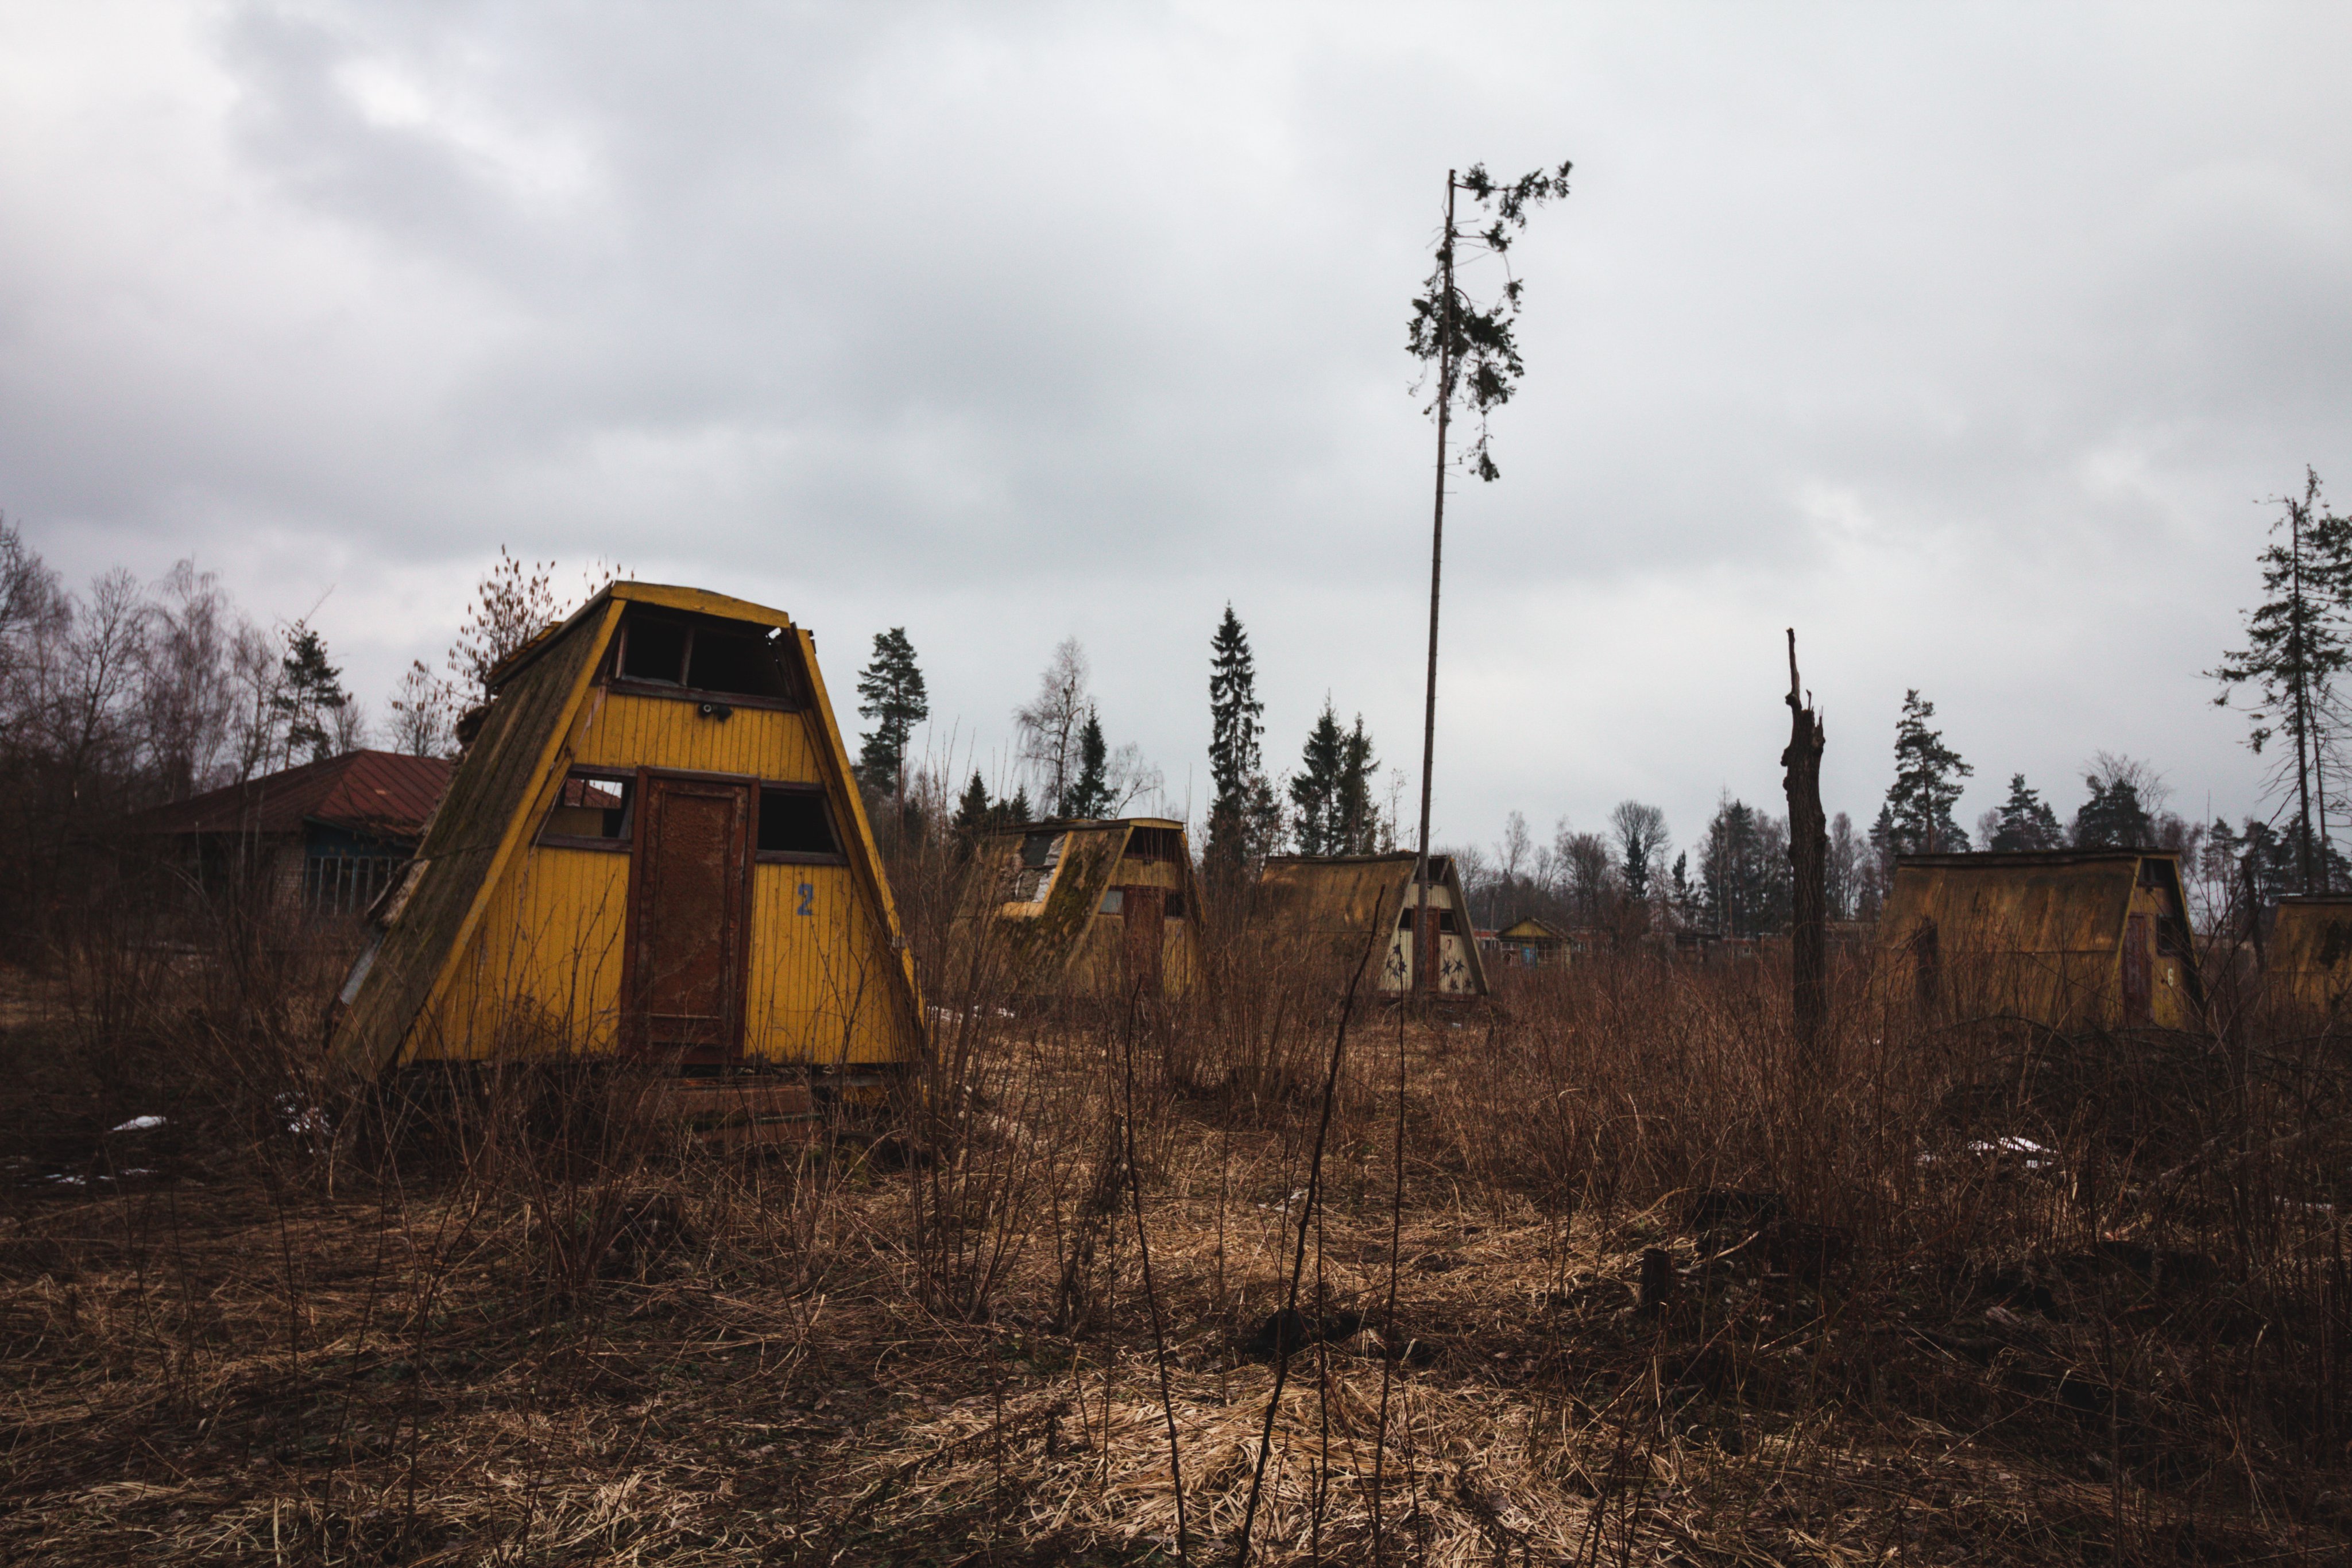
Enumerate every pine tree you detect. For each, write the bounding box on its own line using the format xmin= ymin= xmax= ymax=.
xmin=1986 ymin=774 xmax=2064 ymax=851
xmin=1206 ymin=605 xmax=1268 ymax=866
xmin=1882 ymin=690 xmax=1972 ymax=854
xmin=856 ymin=627 xmax=929 ymax=798
xmin=272 ymin=622 xmax=351 ymax=767
xmin=2072 ymin=774 xmax=2154 ymax=849
xmin=1061 ymin=708 xmax=1110 ymax=818
xmin=2210 ymin=469 xmax=2351 ymax=892
xmin=1004 ymin=786 xmax=1032 ymax=826
xmin=1288 ymin=700 xmax=1348 ymax=854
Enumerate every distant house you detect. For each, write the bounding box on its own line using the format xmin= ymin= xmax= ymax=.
xmin=962 ymin=817 xmax=1204 ymax=998
xmin=2264 ymin=894 xmax=2352 ymax=1015
xmin=1250 ymin=853 xmax=1490 ymax=998
xmin=132 ymin=750 xmax=454 ymax=916
xmin=1878 ymin=849 xmax=2202 ymax=1029
xmin=1492 ymin=916 xmax=1570 ymax=969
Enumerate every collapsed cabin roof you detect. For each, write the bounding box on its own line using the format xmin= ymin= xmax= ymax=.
xmin=130 ymin=750 xmax=454 ymax=842
xmin=1884 ymin=849 xmax=2188 ymax=950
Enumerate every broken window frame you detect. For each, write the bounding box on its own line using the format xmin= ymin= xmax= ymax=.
xmin=1002 ymin=830 xmax=1066 ymax=909
xmin=539 ymin=767 xmax=638 ymax=851
xmin=605 ymin=610 xmax=807 ymax=711
xmin=756 ymin=782 xmax=848 ymax=865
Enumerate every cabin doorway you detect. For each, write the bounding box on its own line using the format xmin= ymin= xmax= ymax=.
xmin=627 ymin=772 xmax=753 ymax=1064
xmin=1121 ymin=886 xmax=1165 ymax=995
xmin=2121 ymin=913 xmax=2153 ymax=1026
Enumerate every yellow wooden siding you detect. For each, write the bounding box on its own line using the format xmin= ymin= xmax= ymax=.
xmin=405 ymin=844 xmax=631 ymax=1061
xmin=568 ymin=691 xmax=823 ymax=781
xmin=746 ymin=861 xmax=910 ymax=1065
xmin=402 ymin=691 xmax=915 ymax=1066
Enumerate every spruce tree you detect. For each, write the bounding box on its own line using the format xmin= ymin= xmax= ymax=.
xmin=1986 ymin=774 xmax=2064 ymax=851
xmin=856 ymin=627 xmax=929 ymax=797
xmin=953 ymin=771 xmax=993 ymax=837
xmin=1881 ymin=690 xmax=1972 ymax=854
xmin=1336 ymin=716 xmax=1379 ymax=853
xmin=1206 ymin=605 xmax=1267 ymax=865
xmin=1005 ymin=786 xmax=1033 ymax=826
xmin=1061 ymin=708 xmax=1110 ymax=818
xmin=1288 ymin=701 xmax=1347 ymax=854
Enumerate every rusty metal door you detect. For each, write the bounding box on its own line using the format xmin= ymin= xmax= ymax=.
xmin=2122 ymin=913 xmax=2152 ymax=1025
xmin=627 ymin=772 xmax=753 ymax=1063
xmin=1121 ymin=886 xmax=1165 ymax=996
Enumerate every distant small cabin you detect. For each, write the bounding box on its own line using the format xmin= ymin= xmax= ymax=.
xmin=965 ymin=818 xmax=1203 ymax=998
xmin=131 ymin=749 xmax=454 ymax=916
xmin=327 ymin=582 xmax=922 ymax=1082
xmin=1879 ymin=850 xmax=2202 ymax=1029
xmin=1493 ymin=916 xmax=1570 ymax=969
xmin=1250 ymin=853 xmax=1490 ymax=997
xmin=2264 ymin=895 xmax=2352 ymax=1015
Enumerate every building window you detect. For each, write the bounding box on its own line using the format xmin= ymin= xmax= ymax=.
xmin=305 ymin=854 xmax=402 ymax=916
xmin=757 ymin=786 xmax=844 ymax=862
xmin=1004 ymin=831 xmax=1063 ymax=905
xmin=612 ymin=612 xmax=798 ymax=705
xmin=541 ymin=771 xmax=635 ymax=849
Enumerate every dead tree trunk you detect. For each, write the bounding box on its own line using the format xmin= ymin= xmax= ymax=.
xmin=1782 ymin=629 xmax=1828 ymax=1066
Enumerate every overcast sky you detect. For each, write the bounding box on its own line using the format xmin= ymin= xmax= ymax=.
xmin=7 ymin=2 xmax=2351 ymax=857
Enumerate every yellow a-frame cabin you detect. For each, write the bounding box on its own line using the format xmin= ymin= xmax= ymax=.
xmin=964 ymin=817 xmax=1205 ymax=998
xmin=327 ymin=583 xmax=923 ymax=1089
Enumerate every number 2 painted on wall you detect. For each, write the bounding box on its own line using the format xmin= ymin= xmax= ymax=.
xmin=796 ymin=882 xmax=814 ymax=917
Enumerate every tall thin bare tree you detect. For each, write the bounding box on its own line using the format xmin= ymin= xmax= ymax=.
xmin=1403 ymin=160 xmax=1571 ymax=990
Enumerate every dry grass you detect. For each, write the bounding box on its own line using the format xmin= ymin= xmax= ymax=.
xmin=1 ymin=875 xmax=2347 ymax=1565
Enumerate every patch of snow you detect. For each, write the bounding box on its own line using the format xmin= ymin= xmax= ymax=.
xmin=110 ymin=1116 xmax=166 ymax=1133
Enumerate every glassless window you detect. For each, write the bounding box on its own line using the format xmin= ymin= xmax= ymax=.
xmin=758 ymin=788 xmax=839 ymax=857
xmin=619 ymin=620 xmax=690 ymax=684
xmin=615 ymin=613 xmax=795 ymax=702
xmin=545 ymin=773 xmax=633 ymax=844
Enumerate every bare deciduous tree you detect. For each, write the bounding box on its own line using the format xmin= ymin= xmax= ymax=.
xmin=1015 ymin=637 xmax=1090 ymax=812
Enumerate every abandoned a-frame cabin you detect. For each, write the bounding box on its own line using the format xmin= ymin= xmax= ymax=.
xmin=327 ymin=583 xmax=922 ymax=1087
xmin=2262 ymin=894 xmax=2352 ymax=1015
xmin=1879 ymin=850 xmax=2202 ymax=1029
xmin=965 ymin=818 xmax=1204 ymax=998
xmin=1250 ymin=853 xmax=1490 ymax=997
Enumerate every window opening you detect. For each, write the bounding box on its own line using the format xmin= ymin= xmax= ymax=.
xmin=543 ymin=771 xmax=635 ymax=846
xmin=1100 ymin=888 xmax=1125 ymax=915
xmin=1006 ymin=831 xmax=1064 ymax=904
xmin=305 ymin=855 xmax=403 ymax=916
xmin=616 ymin=613 xmax=795 ymax=702
xmin=620 ymin=618 xmax=689 ymax=684
xmin=1165 ymin=890 xmax=1185 ymax=919
xmin=690 ymin=629 xmax=788 ymax=699
xmin=1397 ymin=905 xmax=1460 ymax=934
xmin=1126 ymin=826 xmax=1182 ymax=862
xmin=758 ymin=787 xmax=840 ymax=858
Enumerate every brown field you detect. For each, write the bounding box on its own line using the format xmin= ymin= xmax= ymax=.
xmin=2 ymin=873 xmax=2347 ymax=1566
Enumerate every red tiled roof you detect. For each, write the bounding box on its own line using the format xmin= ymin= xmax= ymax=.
xmin=133 ymin=750 xmax=454 ymax=841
